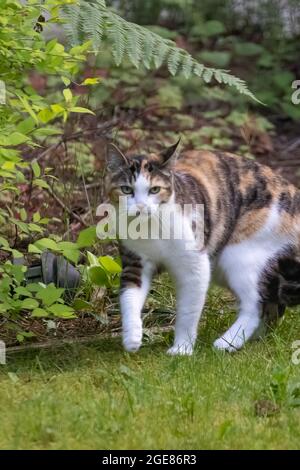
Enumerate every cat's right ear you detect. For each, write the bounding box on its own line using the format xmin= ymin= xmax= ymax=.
xmin=106 ymin=143 xmax=129 ymax=172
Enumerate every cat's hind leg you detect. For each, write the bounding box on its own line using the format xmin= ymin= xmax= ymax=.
xmin=213 ymin=298 xmax=262 ymax=352
xmin=214 ymin=249 xmax=264 ymax=352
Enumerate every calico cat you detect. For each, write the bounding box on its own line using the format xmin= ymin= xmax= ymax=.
xmin=104 ymin=141 xmax=300 ymax=355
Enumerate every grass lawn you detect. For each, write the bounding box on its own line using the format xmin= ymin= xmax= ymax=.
xmin=1 ymin=287 xmax=300 ymax=450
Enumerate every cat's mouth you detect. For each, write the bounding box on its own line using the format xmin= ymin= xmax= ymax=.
xmin=128 ymin=205 xmax=158 ymax=218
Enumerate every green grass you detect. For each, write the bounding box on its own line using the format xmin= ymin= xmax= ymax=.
xmin=1 ymin=287 xmax=300 ymax=450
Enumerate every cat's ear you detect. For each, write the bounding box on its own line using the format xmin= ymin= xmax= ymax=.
xmin=160 ymin=138 xmax=181 ymax=167
xmin=106 ymin=143 xmax=129 ymax=172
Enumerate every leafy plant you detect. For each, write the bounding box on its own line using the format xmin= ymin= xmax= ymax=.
xmin=0 ymin=261 xmax=76 ymax=335
xmin=0 ymin=0 xmax=97 ymax=341
xmin=87 ymin=251 xmax=121 ymax=288
xmin=61 ymin=0 xmax=257 ymax=101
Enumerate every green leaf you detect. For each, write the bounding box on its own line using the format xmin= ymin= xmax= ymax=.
xmin=47 ymin=303 xmax=76 ymax=318
xmin=15 ymin=286 xmax=32 ymax=297
xmin=87 ymin=251 xmax=100 ymax=266
xmin=35 ymin=238 xmax=59 ymax=251
xmin=57 ymin=241 xmax=78 ymax=251
xmin=21 ymin=298 xmax=39 ymax=310
xmin=31 ymin=308 xmax=49 ymax=317
xmin=6 ymin=132 xmax=29 ymax=146
xmin=36 ymin=284 xmax=65 ymax=306
xmin=73 ymin=299 xmax=92 ymax=311
xmin=76 ymin=226 xmax=97 ymax=248
xmin=88 ymin=266 xmax=108 ymax=286
xmin=33 ymin=127 xmax=62 ymax=137
xmin=28 ymin=244 xmax=42 ymax=254
xmin=33 ymin=179 xmax=50 ymax=189
xmin=61 ymin=249 xmax=80 ymax=264
xmin=17 ymin=117 xmax=36 ymax=135
xmin=99 ymin=256 xmax=122 ymax=274
xmin=62 ymin=76 xmax=71 ymax=86
xmin=69 ymin=107 xmax=95 ymax=115
xmin=31 ymin=160 xmax=41 ymax=177
xmin=63 ymin=88 xmax=73 ymax=102
xmin=0 ymin=236 xmax=9 ymax=248
xmin=17 ymin=95 xmax=38 ymax=124
xmin=38 ymin=108 xmax=55 ymax=123
xmin=81 ymin=77 xmax=101 ymax=85
xmin=19 ymin=208 xmax=27 ymax=221
xmin=27 ymin=223 xmax=43 ymax=233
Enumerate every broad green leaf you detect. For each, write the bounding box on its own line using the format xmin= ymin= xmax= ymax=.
xmin=2 ymin=161 xmax=15 ymax=170
xmin=61 ymin=249 xmax=80 ymax=264
xmin=21 ymin=298 xmax=39 ymax=310
xmin=33 ymin=179 xmax=50 ymax=189
xmin=15 ymin=286 xmax=32 ymax=297
xmin=27 ymin=223 xmax=43 ymax=233
xmin=6 ymin=132 xmax=29 ymax=146
xmin=76 ymin=226 xmax=97 ymax=248
xmin=48 ymin=303 xmax=76 ymax=318
xmin=32 ymin=308 xmax=49 ymax=317
xmin=34 ymin=127 xmax=62 ymax=137
xmin=99 ymin=256 xmax=122 ymax=274
xmin=73 ymin=299 xmax=92 ymax=311
xmin=17 ymin=117 xmax=36 ymax=135
xmin=0 ymin=236 xmax=9 ymax=248
xmin=35 ymin=238 xmax=58 ymax=251
xmin=88 ymin=266 xmax=108 ymax=286
xmin=57 ymin=241 xmax=78 ymax=251
xmin=28 ymin=243 xmax=42 ymax=254
xmin=38 ymin=108 xmax=55 ymax=123
xmin=36 ymin=284 xmax=64 ymax=306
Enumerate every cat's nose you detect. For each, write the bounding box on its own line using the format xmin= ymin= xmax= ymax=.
xmin=136 ymin=203 xmax=146 ymax=215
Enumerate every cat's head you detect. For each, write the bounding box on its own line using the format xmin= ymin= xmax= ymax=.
xmin=105 ymin=141 xmax=180 ymax=214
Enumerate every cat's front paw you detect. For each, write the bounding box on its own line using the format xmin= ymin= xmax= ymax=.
xmin=123 ymin=331 xmax=142 ymax=353
xmin=167 ymin=343 xmax=193 ymax=356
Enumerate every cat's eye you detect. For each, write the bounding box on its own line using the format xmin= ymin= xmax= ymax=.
xmin=149 ymin=186 xmax=161 ymax=194
xmin=121 ymin=185 xmax=133 ymax=195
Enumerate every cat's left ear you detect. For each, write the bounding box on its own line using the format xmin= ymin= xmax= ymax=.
xmin=160 ymin=138 xmax=181 ymax=167
xmin=106 ymin=143 xmax=129 ymax=172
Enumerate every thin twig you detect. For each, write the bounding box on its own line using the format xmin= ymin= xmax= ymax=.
xmin=46 ymin=185 xmax=89 ymax=227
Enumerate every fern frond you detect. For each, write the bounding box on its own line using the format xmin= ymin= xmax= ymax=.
xmin=181 ymin=54 xmax=193 ymax=79
xmin=141 ymin=31 xmax=155 ymax=69
xmin=61 ymin=0 xmax=259 ymax=102
xmin=81 ymin=4 xmax=105 ymax=50
xmin=107 ymin=13 xmax=126 ymax=65
xmin=126 ymin=23 xmax=142 ymax=68
xmin=61 ymin=5 xmax=82 ymax=46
